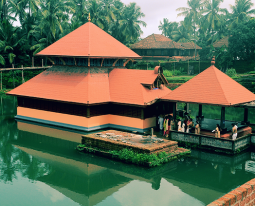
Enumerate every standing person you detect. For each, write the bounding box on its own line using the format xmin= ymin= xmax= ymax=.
xmin=158 ymin=115 xmax=164 ymax=136
xmin=178 ymin=119 xmax=182 ymax=132
xmin=195 ymin=121 xmax=200 ymax=134
xmin=232 ymin=123 xmax=237 ymax=140
xmin=212 ymin=124 xmax=221 ymax=138
xmin=171 ymin=117 xmax=175 ymax=131
xmin=187 ymin=118 xmax=194 ymax=133
xmin=184 ymin=116 xmax=188 ymax=132
xmin=163 ymin=116 xmax=168 ymax=136
xmin=181 ymin=121 xmax=185 ymax=132
xmin=166 ymin=116 xmax=171 ymax=138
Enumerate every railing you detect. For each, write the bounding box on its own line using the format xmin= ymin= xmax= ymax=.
xmin=0 ymin=62 xmax=52 ymax=90
xmin=170 ymin=131 xmax=252 ymax=153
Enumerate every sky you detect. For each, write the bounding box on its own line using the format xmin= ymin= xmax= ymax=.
xmin=121 ymin=0 xmax=238 ymax=38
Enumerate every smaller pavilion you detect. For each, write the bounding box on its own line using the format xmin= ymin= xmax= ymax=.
xmin=162 ymin=58 xmax=255 ymax=137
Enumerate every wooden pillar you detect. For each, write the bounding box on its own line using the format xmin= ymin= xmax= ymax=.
xmin=198 ymin=104 xmax=202 ymax=117
xmin=42 ymin=59 xmax=44 ymax=67
xmin=220 ymin=107 xmax=225 ymax=129
xmin=32 ymin=57 xmax=34 ymax=67
xmin=141 ymin=108 xmax=144 ymax=120
xmin=199 ymin=59 xmax=200 ymax=73
xmin=244 ymin=107 xmax=248 ymax=123
xmin=186 ymin=103 xmax=189 ymax=113
xmin=87 ymin=107 xmax=90 ymax=118
xmin=187 ymin=60 xmax=189 ymax=74
xmin=21 ymin=65 xmax=24 ymax=83
xmin=173 ymin=102 xmax=177 ymax=119
xmin=12 ymin=64 xmax=15 ymax=88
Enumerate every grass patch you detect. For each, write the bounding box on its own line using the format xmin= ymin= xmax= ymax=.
xmin=77 ymin=144 xmax=190 ymax=167
xmin=166 ymin=76 xmax=194 ymax=83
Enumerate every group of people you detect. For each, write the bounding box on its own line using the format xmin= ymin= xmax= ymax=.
xmin=158 ymin=114 xmax=201 ymax=136
xmin=158 ymin=114 xmax=175 ymax=137
xmin=158 ymin=114 xmax=238 ymax=140
xmin=212 ymin=123 xmax=238 ymax=140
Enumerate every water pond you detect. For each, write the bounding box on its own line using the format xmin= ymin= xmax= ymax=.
xmin=1 ymin=95 xmax=255 ymax=206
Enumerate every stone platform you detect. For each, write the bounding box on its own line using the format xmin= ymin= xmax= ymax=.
xmin=81 ymin=130 xmax=178 ymax=154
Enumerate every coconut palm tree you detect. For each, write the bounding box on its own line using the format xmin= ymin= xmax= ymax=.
xmin=71 ymin=0 xmax=88 ymax=25
xmin=202 ymin=0 xmax=227 ymax=35
xmin=229 ymin=0 xmax=255 ymax=28
xmin=0 ymin=20 xmax=22 ymax=66
xmin=119 ymin=2 xmax=146 ymax=45
xmin=31 ymin=0 xmax=74 ymax=54
xmin=158 ymin=18 xmax=178 ymax=39
xmin=172 ymin=20 xmax=192 ymax=42
xmin=158 ymin=18 xmax=170 ymax=37
xmin=176 ymin=0 xmax=204 ymax=37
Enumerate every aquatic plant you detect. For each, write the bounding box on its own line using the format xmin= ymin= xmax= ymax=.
xmin=77 ymin=144 xmax=191 ymax=167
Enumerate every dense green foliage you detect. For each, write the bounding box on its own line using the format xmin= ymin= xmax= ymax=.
xmin=0 ymin=0 xmax=146 ymax=68
xmin=229 ymin=18 xmax=255 ymax=61
xmin=158 ymin=0 xmax=255 ymax=68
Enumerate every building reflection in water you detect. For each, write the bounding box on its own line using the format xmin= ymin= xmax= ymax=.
xmin=6 ymin=121 xmax=255 ymax=205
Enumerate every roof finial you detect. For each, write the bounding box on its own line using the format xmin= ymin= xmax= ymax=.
xmin=88 ymin=13 xmax=91 ymax=22
xmin=211 ymin=56 xmax=215 ymax=65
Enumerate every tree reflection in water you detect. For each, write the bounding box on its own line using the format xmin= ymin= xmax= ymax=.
xmin=0 ymin=95 xmax=255 ymax=206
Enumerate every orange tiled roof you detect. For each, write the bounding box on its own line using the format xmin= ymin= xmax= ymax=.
xmin=213 ymin=36 xmax=229 ymax=48
xmin=171 ymin=56 xmax=200 ymax=62
xmin=8 ymin=66 xmax=171 ymax=106
xmin=36 ymin=22 xmax=140 ymax=59
xmin=162 ymin=65 xmax=255 ymax=106
xmin=130 ymin=34 xmax=184 ymax=50
xmin=181 ymin=42 xmax=202 ymax=50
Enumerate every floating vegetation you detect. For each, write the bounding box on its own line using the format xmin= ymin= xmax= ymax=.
xmin=77 ymin=144 xmax=190 ymax=167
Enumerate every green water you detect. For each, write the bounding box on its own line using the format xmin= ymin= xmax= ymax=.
xmin=1 ymin=95 xmax=255 ymax=206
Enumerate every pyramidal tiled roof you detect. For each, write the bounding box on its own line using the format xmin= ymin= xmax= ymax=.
xmin=36 ymin=22 xmax=140 ymax=59
xmin=8 ymin=66 xmax=171 ymax=106
xmin=181 ymin=42 xmax=202 ymax=50
xmin=130 ymin=34 xmax=184 ymax=50
xmin=213 ymin=36 xmax=229 ymax=48
xmin=162 ymin=65 xmax=255 ymax=106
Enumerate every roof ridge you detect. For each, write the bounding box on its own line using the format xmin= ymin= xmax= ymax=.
xmin=88 ymin=22 xmax=90 ymax=56
xmin=211 ymin=66 xmax=229 ymax=105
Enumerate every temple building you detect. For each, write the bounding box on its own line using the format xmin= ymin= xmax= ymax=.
xmin=130 ymin=34 xmax=201 ymax=60
xmin=7 ymin=21 xmax=172 ymax=132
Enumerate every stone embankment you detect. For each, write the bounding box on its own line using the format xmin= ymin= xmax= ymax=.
xmin=208 ymin=178 xmax=255 ymax=206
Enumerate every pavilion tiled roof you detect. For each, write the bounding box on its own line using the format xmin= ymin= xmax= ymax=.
xmin=36 ymin=22 xmax=140 ymax=59
xmin=213 ymin=36 xmax=229 ymax=48
xmin=181 ymin=42 xmax=202 ymax=50
xmin=130 ymin=34 xmax=184 ymax=50
xmin=8 ymin=66 xmax=171 ymax=106
xmin=162 ymin=65 xmax=255 ymax=106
